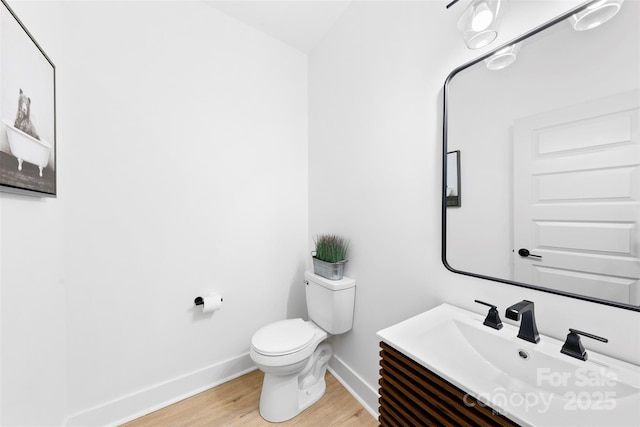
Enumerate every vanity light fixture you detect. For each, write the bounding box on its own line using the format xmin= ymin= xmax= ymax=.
xmin=484 ymin=43 xmax=521 ymax=70
xmin=569 ymin=0 xmax=624 ymax=31
xmin=457 ymin=0 xmax=502 ymax=49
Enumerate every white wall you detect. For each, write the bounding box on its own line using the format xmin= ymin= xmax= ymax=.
xmin=309 ymin=0 xmax=640 ymax=414
xmin=0 ymin=194 xmax=66 ymax=427
xmin=2 ymin=1 xmax=308 ymax=425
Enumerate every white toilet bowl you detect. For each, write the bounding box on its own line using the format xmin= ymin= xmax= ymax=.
xmin=250 ymin=319 xmax=331 ymax=422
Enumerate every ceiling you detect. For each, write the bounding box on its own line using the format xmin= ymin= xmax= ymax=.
xmin=204 ymin=0 xmax=353 ymax=53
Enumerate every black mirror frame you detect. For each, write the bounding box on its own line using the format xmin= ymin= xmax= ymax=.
xmin=441 ymin=0 xmax=640 ymax=313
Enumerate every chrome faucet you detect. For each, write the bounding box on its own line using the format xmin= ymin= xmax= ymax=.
xmin=505 ymin=300 xmax=540 ymax=343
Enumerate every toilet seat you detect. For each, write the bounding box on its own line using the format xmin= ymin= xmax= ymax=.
xmin=251 ymin=319 xmax=316 ymax=356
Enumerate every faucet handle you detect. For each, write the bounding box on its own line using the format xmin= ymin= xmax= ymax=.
xmin=561 ymin=328 xmax=608 ymax=361
xmin=474 ymin=300 xmax=503 ymax=330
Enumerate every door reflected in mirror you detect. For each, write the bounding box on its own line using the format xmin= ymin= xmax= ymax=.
xmin=443 ymin=0 xmax=640 ymax=310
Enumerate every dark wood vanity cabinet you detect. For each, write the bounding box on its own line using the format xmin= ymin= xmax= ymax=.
xmin=378 ymin=342 xmax=520 ymax=426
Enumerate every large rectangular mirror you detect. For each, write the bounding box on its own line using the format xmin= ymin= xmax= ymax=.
xmin=443 ymin=0 xmax=640 ymax=311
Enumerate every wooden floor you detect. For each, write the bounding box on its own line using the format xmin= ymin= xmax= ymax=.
xmin=122 ymin=370 xmax=378 ymax=427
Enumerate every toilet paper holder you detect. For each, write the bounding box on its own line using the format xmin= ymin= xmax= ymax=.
xmin=194 ymin=296 xmax=223 ymax=306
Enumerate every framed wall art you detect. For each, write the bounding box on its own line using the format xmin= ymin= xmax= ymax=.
xmin=446 ymin=150 xmax=461 ymax=207
xmin=1 ymin=0 xmax=56 ymax=197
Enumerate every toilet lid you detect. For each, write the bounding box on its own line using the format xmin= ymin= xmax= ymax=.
xmin=251 ymin=319 xmax=315 ymax=356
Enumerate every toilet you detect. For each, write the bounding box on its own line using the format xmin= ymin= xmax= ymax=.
xmin=250 ymin=271 xmax=356 ymax=422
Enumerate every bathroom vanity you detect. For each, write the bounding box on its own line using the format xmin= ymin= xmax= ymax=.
xmin=376 ymin=304 xmax=640 ymax=427
xmin=378 ymin=341 xmax=517 ymax=426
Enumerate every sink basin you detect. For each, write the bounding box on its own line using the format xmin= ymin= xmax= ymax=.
xmin=377 ymin=304 xmax=640 ymax=427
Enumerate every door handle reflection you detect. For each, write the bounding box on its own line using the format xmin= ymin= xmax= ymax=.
xmin=518 ymin=248 xmax=542 ymax=259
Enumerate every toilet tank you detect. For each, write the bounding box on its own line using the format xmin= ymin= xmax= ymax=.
xmin=304 ymin=271 xmax=356 ymax=335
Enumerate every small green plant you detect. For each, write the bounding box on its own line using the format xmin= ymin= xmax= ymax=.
xmin=314 ymin=234 xmax=349 ymax=263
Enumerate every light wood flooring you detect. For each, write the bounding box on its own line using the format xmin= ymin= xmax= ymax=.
xmin=122 ymin=370 xmax=378 ymax=427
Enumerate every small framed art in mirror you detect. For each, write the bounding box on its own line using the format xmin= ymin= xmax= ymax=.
xmin=446 ymin=151 xmax=461 ymax=208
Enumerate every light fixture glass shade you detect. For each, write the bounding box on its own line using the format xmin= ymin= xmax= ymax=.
xmin=457 ymin=0 xmax=502 ymax=49
xmin=484 ymin=43 xmax=522 ymax=70
xmin=569 ymin=0 xmax=624 ymax=31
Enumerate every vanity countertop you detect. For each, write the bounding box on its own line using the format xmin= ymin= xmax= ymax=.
xmin=377 ymin=304 xmax=640 ymax=427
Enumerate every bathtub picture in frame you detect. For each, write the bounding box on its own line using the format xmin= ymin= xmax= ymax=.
xmin=0 ymin=0 xmax=56 ymax=197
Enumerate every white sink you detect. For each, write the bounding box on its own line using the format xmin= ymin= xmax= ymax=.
xmin=377 ymin=304 xmax=640 ymax=427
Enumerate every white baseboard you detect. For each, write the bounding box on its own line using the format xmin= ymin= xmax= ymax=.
xmin=64 ymin=352 xmax=378 ymax=426
xmin=65 ymin=353 xmax=256 ymax=427
xmin=328 ymin=355 xmax=379 ymax=421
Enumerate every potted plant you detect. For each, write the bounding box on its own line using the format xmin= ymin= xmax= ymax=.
xmin=312 ymin=234 xmax=349 ymax=280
